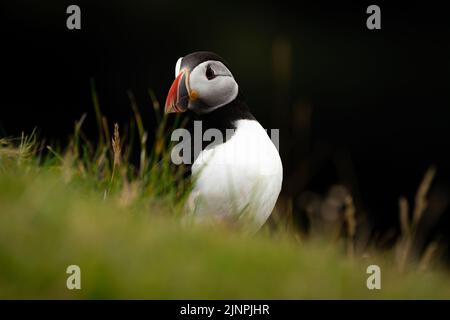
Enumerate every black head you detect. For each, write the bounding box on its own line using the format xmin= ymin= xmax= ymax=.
xmin=165 ymin=51 xmax=241 ymax=115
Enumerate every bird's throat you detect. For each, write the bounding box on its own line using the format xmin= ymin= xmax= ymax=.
xmin=196 ymin=94 xmax=255 ymax=136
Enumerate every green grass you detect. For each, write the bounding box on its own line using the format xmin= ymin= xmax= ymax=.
xmin=0 ymin=94 xmax=449 ymax=299
xmin=0 ymin=163 xmax=449 ymax=299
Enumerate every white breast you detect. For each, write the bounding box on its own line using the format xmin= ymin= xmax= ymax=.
xmin=187 ymin=119 xmax=283 ymax=231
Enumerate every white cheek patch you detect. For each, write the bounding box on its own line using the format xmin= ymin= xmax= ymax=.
xmin=175 ymin=57 xmax=183 ymax=78
xmin=189 ymin=60 xmax=239 ymax=112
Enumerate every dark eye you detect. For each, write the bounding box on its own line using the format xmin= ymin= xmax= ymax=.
xmin=205 ymin=65 xmax=215 ymax=80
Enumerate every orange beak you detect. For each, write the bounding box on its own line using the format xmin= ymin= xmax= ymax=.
xmin=165 ymin=70 xmax=189 ymax=113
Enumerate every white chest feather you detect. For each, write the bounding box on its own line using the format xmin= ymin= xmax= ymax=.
xmin=188 ymin=119 xmax=283 ymax=231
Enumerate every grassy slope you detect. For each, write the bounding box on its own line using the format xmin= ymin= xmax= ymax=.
xmin=0 ymin=161 xmax=449 ymax=299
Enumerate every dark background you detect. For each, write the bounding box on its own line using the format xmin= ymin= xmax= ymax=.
xmin=1 ymin=1 xmax=449 ymax=250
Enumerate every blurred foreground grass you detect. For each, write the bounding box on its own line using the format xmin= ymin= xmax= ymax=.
xmin=0 ymin=160 xmax=449 ymax=299
xmin=0 ymin=90 xmax=449 ymax=299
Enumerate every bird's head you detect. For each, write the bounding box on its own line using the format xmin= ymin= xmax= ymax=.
xmin=164 ymin=51 xmax=239 ymax=115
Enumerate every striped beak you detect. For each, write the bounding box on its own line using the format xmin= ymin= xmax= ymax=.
xmin=165 ymin=70 xmax=190 ymax=113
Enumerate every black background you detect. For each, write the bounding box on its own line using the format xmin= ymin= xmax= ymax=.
xmin=1 ymin=1 xmax=449 ymax=247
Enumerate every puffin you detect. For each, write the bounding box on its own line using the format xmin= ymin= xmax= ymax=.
xmin=165 ymin=51 xmax=282 ymax=232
